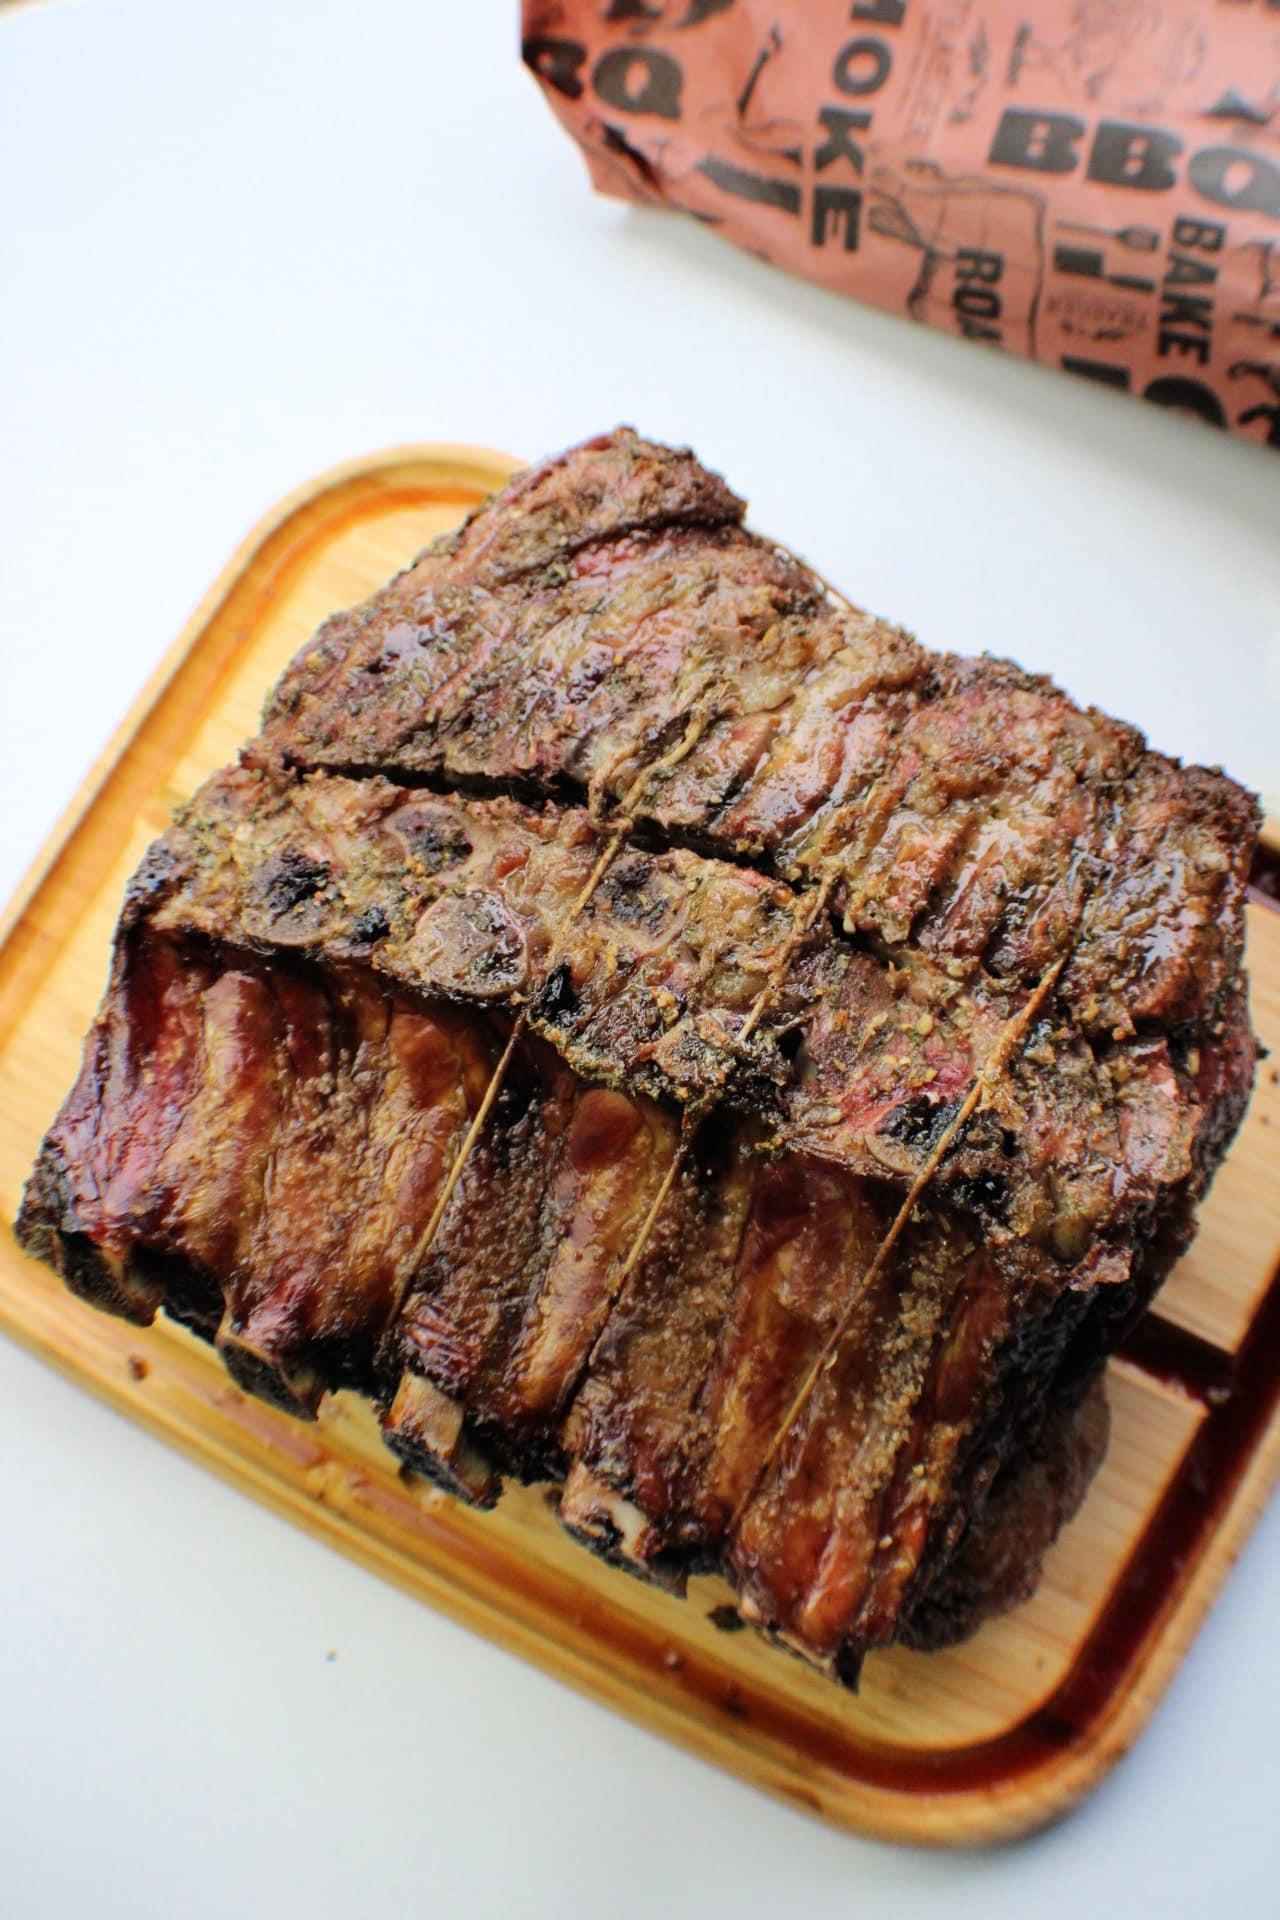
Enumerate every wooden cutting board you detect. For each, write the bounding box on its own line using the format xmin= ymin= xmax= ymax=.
xmin=1 ymin=446 xmax=1277 ymax=1847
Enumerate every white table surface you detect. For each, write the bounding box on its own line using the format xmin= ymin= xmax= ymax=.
xmin=3 ymin=5 xmax=1279 ymax=1915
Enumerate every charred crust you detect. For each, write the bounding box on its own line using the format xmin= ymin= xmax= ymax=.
xmin=383 ymin=1429 xmax=502 ymax=1510
xmin=881 ymin=1094 xmax=963 ymax=1153
xmin=559 ymin=1519 xmax=689 ymax=1596
xmin=402 ymin=819 xmax=473 ymax=875
xmin=216 ymin=1329 xmax=324 ymax=1419
xmin=14 ymin=1145 xmax=71 ymax=1265
xmin=258 ymin=849 xmax=332 ymax=916
xmin=136 ymin=1249 xmax=223 ymax=1343
xmin=351 ymin=905 xmax=391 ymax=945
xmin=532 ymin=959 xmax=578 ymax=1023
xmin=949 ymin=1169 xmax=1013 ymax=1225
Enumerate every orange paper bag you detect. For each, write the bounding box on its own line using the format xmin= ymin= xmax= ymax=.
xmin=524 ymin=2 xmax=1280 ymax=448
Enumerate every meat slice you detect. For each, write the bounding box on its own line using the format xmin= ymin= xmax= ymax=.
xmin=16 ymin=428 xmax=1260 ymax=1684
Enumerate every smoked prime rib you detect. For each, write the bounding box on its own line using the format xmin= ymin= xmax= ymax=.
xmin=17 ymin=431 xmax=1260 ymax=1681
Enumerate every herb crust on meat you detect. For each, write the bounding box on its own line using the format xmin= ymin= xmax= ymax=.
xmin=17 ymin=430 xmax=1260 ymax=1681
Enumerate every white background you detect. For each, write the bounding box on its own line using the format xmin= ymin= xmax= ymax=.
xmin=2 ymin=4 xmax=1279 ymax=1915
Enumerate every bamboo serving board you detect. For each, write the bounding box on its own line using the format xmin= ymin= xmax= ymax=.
xmin=2 ymin=447 xmax=1278 ymax=1849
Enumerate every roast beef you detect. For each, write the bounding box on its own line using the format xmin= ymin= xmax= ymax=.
xmin=16 ymin=429 xmax=1260 ymax=1681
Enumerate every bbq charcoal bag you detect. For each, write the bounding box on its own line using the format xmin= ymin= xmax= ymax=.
xmin=523 ymin=2 xmax=1280 ymax=449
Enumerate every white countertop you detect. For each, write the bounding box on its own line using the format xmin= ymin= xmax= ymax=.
xmin=3 ymin=5 xmax=1279 ymax=1915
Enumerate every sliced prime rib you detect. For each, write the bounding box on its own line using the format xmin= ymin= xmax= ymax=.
xmin=16 ymin=430 xmax=1259 ymax=1681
